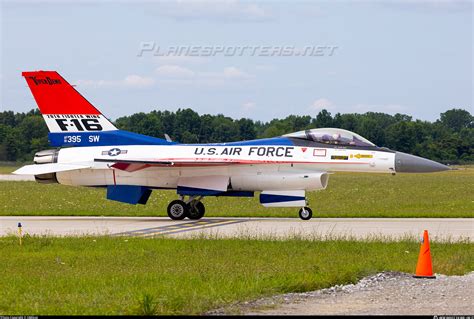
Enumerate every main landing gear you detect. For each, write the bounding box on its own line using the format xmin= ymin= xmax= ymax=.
xmin=167 ymin=196 xmax=206 ymax=220
xmin=298 ymin=206 xmax=313 ymax=220
xmin=167 ymin=196 xmax=311 ymax=221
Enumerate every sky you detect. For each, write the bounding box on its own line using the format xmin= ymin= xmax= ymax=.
xmin=0 ymin=0 xmax=472 ymax=122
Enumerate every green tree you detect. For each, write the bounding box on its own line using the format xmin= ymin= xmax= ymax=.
xmin=439 ymin=108 xmax=473 ymax=132
xmin=209 ymin=115 xmax=240 ymax=142
xmin=385 ymin=122 xmax=417 ymax=153
xmin=312 ymin=109 xmax=333 ymax=128
xmin=237 ymin=118 xmax=257 ymax=141
xmin=0 ymin=107 xmax=472 ymax=164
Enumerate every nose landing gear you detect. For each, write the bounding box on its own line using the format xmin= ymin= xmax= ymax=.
xmin=166 ymin=196 xmax=206 ymax=220
xmin=298 ymin=206 xmax=313 ymax=220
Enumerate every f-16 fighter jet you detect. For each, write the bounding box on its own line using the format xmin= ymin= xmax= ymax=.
xmin=14 ymin=71 xmax=450 ymax=220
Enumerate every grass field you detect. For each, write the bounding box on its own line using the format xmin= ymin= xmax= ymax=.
xmin=0 ymin=236 xmax=472 ymax=315
xmin=0 ymin=165 xmax=20 ymax=174
xmin=0 ymin=166 xmax=473 ymax=217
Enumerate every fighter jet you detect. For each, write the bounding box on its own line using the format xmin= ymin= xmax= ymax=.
xmin=14 ymin=71 xmax=450 ymax=220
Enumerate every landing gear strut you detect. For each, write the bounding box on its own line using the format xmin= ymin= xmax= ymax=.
xmin=187 ymin=200 xmax=205 ymax=220
xmin=166 ymin=196 xmax=206 ymax=220
xmin=298 ymin=206 xmax=313 ymax=220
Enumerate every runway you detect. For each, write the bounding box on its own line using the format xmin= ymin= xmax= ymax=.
xmin=0 ymin=174 xmax=34 ymax=181
xmin=0 ymin=216 xmax=472 ymax=240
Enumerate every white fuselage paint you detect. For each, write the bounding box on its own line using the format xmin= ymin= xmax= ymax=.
xmin=54 ymin=144 xmax=396 ymax=191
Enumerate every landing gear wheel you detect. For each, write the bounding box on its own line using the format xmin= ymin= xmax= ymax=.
xmin=167 ymin=200 xmax=188 ymax=220
xmin=298 ymin=207 xmax=313 ymax=220
xmin=187 ymin=201 xmax=205 ymax=220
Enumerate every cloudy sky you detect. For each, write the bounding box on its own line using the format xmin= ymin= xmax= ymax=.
xmin=0 ymin=0 xmax=472 ymax=121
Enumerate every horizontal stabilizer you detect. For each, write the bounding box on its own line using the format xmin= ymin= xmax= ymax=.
xmin=13 ymin=163 xmax=91 ymax=175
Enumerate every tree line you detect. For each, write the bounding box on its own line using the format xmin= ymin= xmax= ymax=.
xmin=0 ymin=107 xmax=472 ymax=164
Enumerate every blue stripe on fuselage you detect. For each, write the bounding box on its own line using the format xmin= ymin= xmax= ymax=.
xmin=49 ymin=131 xmax=294 ymax=148
xmin=49 ymin=130 xmax=176 ymax=147
xmin=189 ymin=137 xmax=294 ymax=147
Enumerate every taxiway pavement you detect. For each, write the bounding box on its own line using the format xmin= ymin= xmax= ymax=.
xmin=0 ymin=216 xmax=472 ymax=240
xmin=0 ymin=174 xmax=34 ymax=181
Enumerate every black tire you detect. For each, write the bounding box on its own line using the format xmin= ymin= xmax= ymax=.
xmin=298 ymin=207 xmax=313 ymax=220
xmin=167 ymin=200 xmax=188 ymax=220
xmin=187 ymin=201 xmax=205 ymax=220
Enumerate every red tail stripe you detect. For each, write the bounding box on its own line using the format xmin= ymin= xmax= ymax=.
xmin=22 ymin=71 xmax=101 ymax=115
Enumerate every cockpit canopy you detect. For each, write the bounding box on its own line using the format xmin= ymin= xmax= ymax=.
xmin=283 ymin=128 xmax=375 ymax=147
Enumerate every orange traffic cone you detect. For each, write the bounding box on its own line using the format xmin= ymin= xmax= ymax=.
xmin=413 ymin=230 xmax=436 ymax=278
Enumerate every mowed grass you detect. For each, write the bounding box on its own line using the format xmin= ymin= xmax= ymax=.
xmin=1 ymin=167 xmax=472 ymax=217
xmin=0 ymin=236 xmax=472 ymax=315
xmin=0 ymin=165 xmax=20 ymax=174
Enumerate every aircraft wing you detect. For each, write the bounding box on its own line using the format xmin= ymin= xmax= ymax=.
xmin=13 ymin=163 xmax=92 ymax=175
xmin=95 ymin=158 xmax=232 ymax=194
xmin=94 ymin=158 xmax=257 ymax=172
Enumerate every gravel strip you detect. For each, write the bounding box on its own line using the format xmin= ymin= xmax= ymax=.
xmin=207 ymin=271 xmax=474 ymax=315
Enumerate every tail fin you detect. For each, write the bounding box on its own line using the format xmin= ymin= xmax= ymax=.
xmin=22 ymin=71 xmax=117 ymax=132
xmin=22 ymin=71 xmax=174 ymax=147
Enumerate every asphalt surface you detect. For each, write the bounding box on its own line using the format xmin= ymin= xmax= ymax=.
xmin=0 ymin=174 xmax=34 ymax=181
xmin=0 ymin=216 xmax=472 ymax=240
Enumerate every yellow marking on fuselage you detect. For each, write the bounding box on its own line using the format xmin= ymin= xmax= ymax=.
xmin=354 ymin=153 xmax=373 ymax=159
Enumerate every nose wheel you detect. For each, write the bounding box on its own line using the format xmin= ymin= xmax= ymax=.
xmin=298 ymin=206 xmax=313 ymax=220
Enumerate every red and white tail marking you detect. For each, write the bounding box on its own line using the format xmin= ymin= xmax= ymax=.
xmin=22 ymin=71 xmax=117 ymax=132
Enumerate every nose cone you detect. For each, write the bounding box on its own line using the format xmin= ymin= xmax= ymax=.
xmin=395 ymin=152 xmax=450 ymax=173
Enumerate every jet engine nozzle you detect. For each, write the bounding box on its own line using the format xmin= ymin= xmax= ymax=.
xmin=34 ymin=149 xmax=59 ymax=164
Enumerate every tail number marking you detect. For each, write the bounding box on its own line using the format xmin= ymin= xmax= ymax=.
xmin=63 ymin=135 xmax=81 ymax=143
xmin=55 ymin=118 xmax=103 ymax=131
